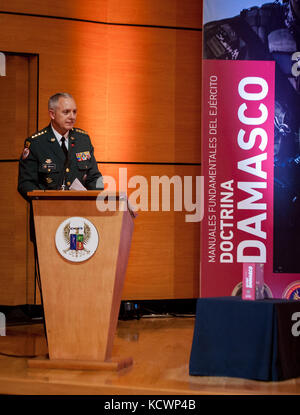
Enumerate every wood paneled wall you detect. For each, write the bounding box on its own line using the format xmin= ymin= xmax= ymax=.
xmin=0 ymin=1 xmax=202 ymax=302
xmin=0 ymin=55 xmax=37 ymax=305
xmin=0 ymin=0 xmax=202 ymax=28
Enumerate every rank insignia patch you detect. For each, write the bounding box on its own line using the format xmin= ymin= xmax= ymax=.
xmin=22 ymin=148 xmax=30 ymax=160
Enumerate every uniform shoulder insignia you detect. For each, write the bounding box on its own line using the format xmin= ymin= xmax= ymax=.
xmin=74 ymin=128 xmax=88 ymax=135
xmin=30 ymin=129 xmax=48 ymax=139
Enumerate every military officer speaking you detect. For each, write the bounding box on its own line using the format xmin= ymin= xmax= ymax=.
xmin=18 ymin=92 xmax=104 ymax=199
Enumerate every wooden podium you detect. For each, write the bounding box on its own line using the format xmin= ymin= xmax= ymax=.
xmin=27 ymin=190 xmax=135 ymax=371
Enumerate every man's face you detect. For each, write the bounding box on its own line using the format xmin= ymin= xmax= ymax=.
xmin=49 ymin=97 xmax=77 ymax=134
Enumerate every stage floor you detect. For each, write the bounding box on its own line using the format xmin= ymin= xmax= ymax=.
xmin=0 ymin=317 xmax=299 ymax=395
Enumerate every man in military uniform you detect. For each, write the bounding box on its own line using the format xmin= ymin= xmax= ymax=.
xmin=203 ymin=0 xmax=300 ymax=272
xmin=18 ymin=92 xmax=104 ymax=199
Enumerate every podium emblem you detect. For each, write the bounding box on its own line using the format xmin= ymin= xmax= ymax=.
xmin=55 ymin=217 xmax=99 ymax=262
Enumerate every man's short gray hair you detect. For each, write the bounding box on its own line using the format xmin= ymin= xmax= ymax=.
xmin=48 ymin=93 xmax=74 ymax=110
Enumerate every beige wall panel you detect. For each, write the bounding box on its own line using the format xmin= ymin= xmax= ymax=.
xmin=15 ymin=57 xmax=30 ymax=155
xmin=107 ymin=0 xmax=202 ymax=29
xmin=105 ymin=26 xmax=201 ymax=164
xmin=175 ymin=31 xmax=202 ymax=162
xmin=28 ymin=55 xmax=39 ymax=134
xmin=0 ymin=55 xmax=30 ymax=159
xmin=0 ymin=14 xmax=109 ymax=151
xmin=100 ymin=163 xmax=201 ymax=299
xmin=0 ymin=53 xmax=37 ymax=305
xmin=0 ymin=0 xmax=202 ymax=29
xmin=0 ymin=56 xmax=16 ymax=159
xmin=0 ymin=14 xmax=201 ymax=163
xmin=0 ymin=163 xmax=28 ymax=305
xmin=0 ymin=0 xmax=108 ymax=23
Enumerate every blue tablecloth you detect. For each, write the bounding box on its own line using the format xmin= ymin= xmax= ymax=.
xmin=189 ymin=297 xmax=300 ymax=381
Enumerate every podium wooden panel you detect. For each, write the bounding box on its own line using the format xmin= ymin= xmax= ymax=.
xmin=27 ymin=190 xmax=135 ymax=370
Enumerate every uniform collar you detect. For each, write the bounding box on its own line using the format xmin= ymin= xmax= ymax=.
xmin=51 ymin=124 xmax=70 ymax=143
xmin=46 ymin=124 xmax=76 ymax=148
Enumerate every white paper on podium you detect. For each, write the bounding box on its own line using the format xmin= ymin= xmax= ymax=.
xmin=69 ymin=178 xmax=87 ymax=191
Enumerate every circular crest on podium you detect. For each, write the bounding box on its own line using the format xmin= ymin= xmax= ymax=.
xmin=55 ymin=216 xmax=99 ymax=262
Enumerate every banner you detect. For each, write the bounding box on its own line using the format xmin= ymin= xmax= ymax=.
xmin=201 ymin=0 xmax=300 ymax=299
